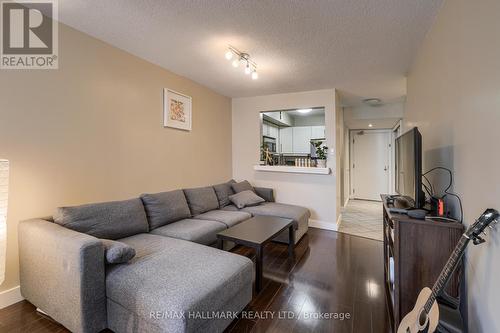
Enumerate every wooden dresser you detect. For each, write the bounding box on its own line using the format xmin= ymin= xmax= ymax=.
xmin=381 ymin=194 xmax=464 ymax=331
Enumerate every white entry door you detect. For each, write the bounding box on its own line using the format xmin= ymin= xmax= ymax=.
xmin=351 ymin=130 xmax=391 ymax=201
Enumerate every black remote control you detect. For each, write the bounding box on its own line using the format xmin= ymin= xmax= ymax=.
xmin=388 ymin=208 xmax=408 ymax=214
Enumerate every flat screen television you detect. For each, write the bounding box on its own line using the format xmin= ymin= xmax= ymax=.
xmin=395 ymin=127 xmax=424 ymax=208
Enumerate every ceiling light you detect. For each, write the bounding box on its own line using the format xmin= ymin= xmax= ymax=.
xmin=297 ymin=109 xmax=312 ymax=114
xmin=225 ymin=46 xmax=259 ymax=80
xmin=244 ymin=63 xmax=251 ymax=75
xmin=368 ymin=124 xmax=373 ymax=128
xmin=363 ymin=98 xmax=383 ymax=106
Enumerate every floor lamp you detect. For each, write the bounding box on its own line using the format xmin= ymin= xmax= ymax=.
xmin=0 ymin=160 xmax=9 ymax=285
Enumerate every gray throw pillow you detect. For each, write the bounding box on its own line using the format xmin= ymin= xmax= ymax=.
xmin=213 ymin=180 xmax=236 ymax=208
xmin=140 ymin=190 xmax=191 ymax=230
xmin=54 ymin=198 xmax=149 ymax=240
xmin=229 ymin=190 xmax=265 ymax=209
xmin=101 ymin=239 xmax=136 ymax=264
xmin=183 ymin=186 xmax=219 ymax=216
xmin=231 ymin=180 xmax=255 ymax=194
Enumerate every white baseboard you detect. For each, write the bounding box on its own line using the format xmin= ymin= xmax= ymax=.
xmin=0 ymin=285 xmax=23 ymax=309
xmin=343 ymin=198 xmax=350 ymax=208
xmin=309 ymin=219 xmax=337 ymax=231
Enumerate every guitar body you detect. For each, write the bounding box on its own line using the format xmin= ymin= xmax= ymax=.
xmin=398 ymin=287 xmax=439 ymax=333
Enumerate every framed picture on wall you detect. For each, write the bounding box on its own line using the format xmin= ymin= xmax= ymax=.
xmin=163 ymin=88 xmax=192 ymax=131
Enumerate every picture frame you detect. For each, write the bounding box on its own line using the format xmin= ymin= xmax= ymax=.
xmin=163 ymin=88 xmax=192 ymax=131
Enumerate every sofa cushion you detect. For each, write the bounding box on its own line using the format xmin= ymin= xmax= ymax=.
xmin=183 ymin=186 xmax=219 ymax=216
xmin=54 ymin=198 xmax=148 ymax=240
xmin=194 ymin=210 xmax=251 ymax=228
xmin=107 ymin=234 xmax=253 ymax=333
xmin=241 ymin=202 xmax=310 ymax=230
xmin=220 ymin=204 xmax=239 ymax=212
xmin=212 ymin=180 xmax=236 ymax=208
xmin=140 ymin=190 xmax=191 ymax=230
xmin=149 ymin=218 xmax=226 ymax=245
xmin=231 ymin=180 xmax=254 ymax=193
xmin=101 ymin=239 xmax=136 ymax=264
xmin=229 ymin=190 xmax=265 ymax=209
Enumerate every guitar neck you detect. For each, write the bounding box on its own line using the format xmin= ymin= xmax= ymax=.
xmin=424 ymin=235 xmax=469 ymax=313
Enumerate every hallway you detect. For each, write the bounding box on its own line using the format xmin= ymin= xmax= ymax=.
xmin=338 ymin=200 xmax=383 ymax=241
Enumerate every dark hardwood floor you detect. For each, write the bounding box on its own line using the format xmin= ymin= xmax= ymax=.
xmin=0 ymin=228 xmax=390 ymax=333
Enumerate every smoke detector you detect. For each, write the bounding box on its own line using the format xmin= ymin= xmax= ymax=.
xmin=362 ymin=98 xmax=383 ymax=106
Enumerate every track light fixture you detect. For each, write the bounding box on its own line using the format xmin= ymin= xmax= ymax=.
xmin=224 ymin=46 xmax=259 ymax=80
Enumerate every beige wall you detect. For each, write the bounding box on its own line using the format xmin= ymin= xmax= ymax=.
xmin=231 ymin=89 xmax=338 ymax=228
xmin=404 ymin=0 xmax=500 ymax=331
xmin=0 ymin=24 xmax=232 ymax=293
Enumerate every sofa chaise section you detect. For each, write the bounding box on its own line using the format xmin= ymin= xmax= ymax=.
xmin=106 ymin=233 xmax=253 ymax=333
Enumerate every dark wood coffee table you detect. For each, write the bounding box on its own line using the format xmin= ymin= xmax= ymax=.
xmin=216 ymin=215 xmax=295 ymax=292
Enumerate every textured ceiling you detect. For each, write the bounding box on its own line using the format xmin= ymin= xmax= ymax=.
xmin=58 ymin=0 xmax=443 ymax=102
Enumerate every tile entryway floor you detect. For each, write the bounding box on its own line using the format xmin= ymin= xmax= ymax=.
xmin=338 ymin=199 xmax=383 ymax=241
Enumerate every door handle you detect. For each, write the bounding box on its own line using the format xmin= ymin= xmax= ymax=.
xmin=384 ymin=166 xmax=388 ymax=171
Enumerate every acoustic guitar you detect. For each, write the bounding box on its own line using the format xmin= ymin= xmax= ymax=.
xmin=397 ymin=208 xmax=499 ymax=333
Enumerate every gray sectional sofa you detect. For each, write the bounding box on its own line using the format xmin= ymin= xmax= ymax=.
xmin=18 ymin=180 xmax=310 ymax=333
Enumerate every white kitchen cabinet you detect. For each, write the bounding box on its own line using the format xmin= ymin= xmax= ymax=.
xmin=263 ymin=111 xmax=293 ymax=127
xmin=262 ymin=123 xmax=269 ymax=136
xmin=292 ymin=126 xmax=312 ymax=153
xmin=263 ymin=122 xmax=279 ymax=138
xmin=280 ymin=112 xmax=293 ymax=127
xmin=278 ymin=125 xmax=325 ymax=154
xmin=264 ymin=112 xmax=281 ymax=122
xmin=280 ymin=127 xmax=293 ymax=153
xmin=269 ymin=125 xmax=279 ymax=139
xmin=311 ymin=126 xmax=326 ymax=139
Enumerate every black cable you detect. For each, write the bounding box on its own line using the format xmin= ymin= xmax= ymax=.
xmin=444 ymin=192 xmax=464 ymax=224
xmin=422 ymin=181 xmax=433 ymax=198
xmin=422 ymin=174 xmax=434 ymax=196
xmin=423 ymin=166 xmax=464 ymax=223
xmin=423 ymin=167 xmax=452 ymax=193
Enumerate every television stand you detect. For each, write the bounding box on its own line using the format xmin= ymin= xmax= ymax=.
xmin=381 ymin=194 xmax=464 ymax=331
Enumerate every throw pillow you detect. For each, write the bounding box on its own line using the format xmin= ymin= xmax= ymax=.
xmin=231 ymin=180 xmax=255 ymax=194
xmin=101 ymin=239 xmax=136 ymax=264
xmin=229 ymin=190 xmax=265 ymax=209
xmin=213 ymin=180 xmax=236 ymax=208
